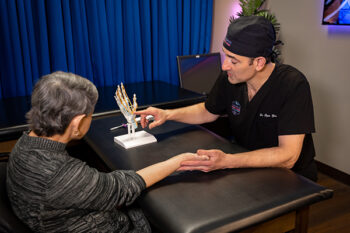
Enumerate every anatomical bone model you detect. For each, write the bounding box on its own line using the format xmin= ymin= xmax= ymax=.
xmin=114 ymin=83 xmax=138 ymax=138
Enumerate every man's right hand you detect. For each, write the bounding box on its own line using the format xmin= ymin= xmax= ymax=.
xmin=135 ymin=107 xmax=168 ymax=129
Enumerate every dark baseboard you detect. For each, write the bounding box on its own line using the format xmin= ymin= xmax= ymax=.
xmin=316 ymin=160 xmax=350 ymax=186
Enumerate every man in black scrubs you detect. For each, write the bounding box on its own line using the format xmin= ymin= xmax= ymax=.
xmin=137 ymin=16 xmax=317 ymax=181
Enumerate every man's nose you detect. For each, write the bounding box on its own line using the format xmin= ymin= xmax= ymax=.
xmin=222 ymin=57 xmax=230 ymax=71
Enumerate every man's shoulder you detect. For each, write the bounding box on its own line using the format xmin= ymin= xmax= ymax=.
xmin=275 ymin=63 xmax=304 ymax=76
xmin=274 ymin=63 xmax=309 ymax=86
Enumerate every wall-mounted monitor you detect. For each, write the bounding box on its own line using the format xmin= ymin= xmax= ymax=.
xmin=322 ymin=0 xmax=350 ymax=25
xmin=177 ymin=53 xmax=222 ymax=95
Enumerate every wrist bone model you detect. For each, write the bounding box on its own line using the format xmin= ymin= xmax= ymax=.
xmin=114 ymin=83 xmax=138 ymax=137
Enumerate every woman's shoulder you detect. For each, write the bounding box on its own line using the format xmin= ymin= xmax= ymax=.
xmin=8 ymin=133 xmax=73 ymax=177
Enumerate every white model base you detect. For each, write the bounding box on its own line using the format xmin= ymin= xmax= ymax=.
xmin=114 ymin=130 xmax=157 ymax=149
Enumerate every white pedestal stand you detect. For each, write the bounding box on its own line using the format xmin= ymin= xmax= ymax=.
xmin=114 ymin=123 xmax=157 ymax=149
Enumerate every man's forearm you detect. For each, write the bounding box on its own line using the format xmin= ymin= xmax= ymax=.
xmin=180 ymin=134 xmax=305 ymax=172
xmin=226 ymin=147 xmax=299 ymax=169
xmin=165 ymin=102 xmax=218 ymax=125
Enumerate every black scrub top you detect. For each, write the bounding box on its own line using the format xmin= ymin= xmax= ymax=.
xmin=205 ymin=64 xmax=317 ymax=181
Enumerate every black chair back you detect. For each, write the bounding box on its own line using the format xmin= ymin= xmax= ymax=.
xmin=177 ymin=53 xmax=222 ymax=95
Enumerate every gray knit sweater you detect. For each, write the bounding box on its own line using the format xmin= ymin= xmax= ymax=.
xmin=6 ymin=132 xmax=151 ymax=232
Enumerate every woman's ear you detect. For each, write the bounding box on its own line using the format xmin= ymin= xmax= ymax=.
xmin=70 ymin=114 xmax=86 ymax=137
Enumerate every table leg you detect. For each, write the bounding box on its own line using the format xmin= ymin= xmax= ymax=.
xmin=294 ymin=206 xmax=309 ymax=233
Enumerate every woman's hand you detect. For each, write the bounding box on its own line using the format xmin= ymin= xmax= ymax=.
xmin=172 ymin=152 xmax=209 ymax=166
xmin=178 ymin=149 xmax=228 ymax=172
xmin=136 ymin=152 xmax=208 ymax=188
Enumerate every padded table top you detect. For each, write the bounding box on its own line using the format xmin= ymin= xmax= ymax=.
xmin=85 ymin=115 xmax=333 ymax=233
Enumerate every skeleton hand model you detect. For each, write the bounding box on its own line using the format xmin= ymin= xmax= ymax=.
xmin=114 ymin=83 xmax=138 ymax=137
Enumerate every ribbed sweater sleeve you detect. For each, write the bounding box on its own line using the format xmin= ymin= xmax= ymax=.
xmin=46 ymin=159 xmax=146 ymax=210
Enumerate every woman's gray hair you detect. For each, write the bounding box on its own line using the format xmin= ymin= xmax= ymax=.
xmin=26 ymin=71 xmax=98 ymax=137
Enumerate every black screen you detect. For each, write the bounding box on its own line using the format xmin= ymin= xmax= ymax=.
xmin=177 ymin=53 xmax=222 ymax=95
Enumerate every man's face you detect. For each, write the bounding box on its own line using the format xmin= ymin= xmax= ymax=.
xmin=221 ymin=47 xmax=257 ymax=84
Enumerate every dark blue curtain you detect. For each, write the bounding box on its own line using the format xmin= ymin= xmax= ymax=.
xmin=0 ymin=0 xmax=213 ymax=99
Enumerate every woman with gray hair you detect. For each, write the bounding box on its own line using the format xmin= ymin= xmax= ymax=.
xmin=7 ymin=71 xmax=207 ymax=233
